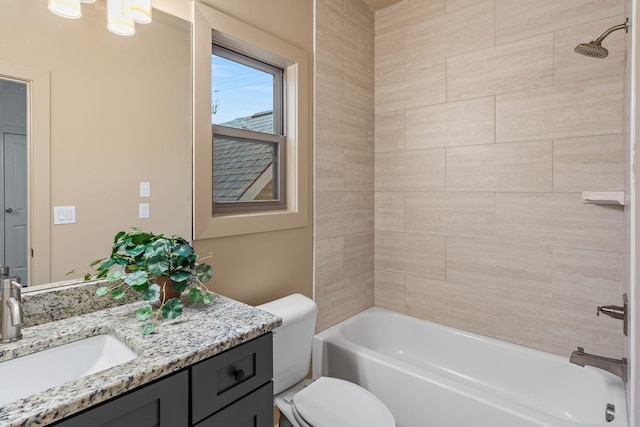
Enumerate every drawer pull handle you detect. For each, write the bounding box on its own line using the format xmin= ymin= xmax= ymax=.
xmin=234 ymin=369 xmax=245 ymax=382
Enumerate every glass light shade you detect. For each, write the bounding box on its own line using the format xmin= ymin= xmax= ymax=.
xmin=80 ymin=0 xmax=96 ymax=3
xmin=48 ymin=0 xmax=82 ymax=19
xmin=123 ymin=0 xmax=152 ymax=24
xmin=107 ymin=0 xmax=135 ymax=36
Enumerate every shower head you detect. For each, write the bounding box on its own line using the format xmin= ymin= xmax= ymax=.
xmin=574 ymin=40 xmax=609 ymax=59
xmin=574 ymin=18 xmax=629 ymax=59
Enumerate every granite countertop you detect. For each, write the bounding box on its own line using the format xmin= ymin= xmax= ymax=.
xmin=0 ymin=294 xmax=281 ymax=427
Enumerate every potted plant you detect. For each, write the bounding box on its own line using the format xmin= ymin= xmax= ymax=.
xmin=87 ymin=229 xmax=214 ymax=335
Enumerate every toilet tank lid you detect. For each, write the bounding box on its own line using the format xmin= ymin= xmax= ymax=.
xmin=256 ymin=293 xmax=318 ymax=325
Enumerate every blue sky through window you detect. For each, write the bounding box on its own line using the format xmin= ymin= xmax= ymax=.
xmin=211 ymin=54 xmax=274 ymax=125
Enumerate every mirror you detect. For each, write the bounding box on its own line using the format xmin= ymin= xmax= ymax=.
xmin=0 ymin=0 xmax=192 ymax=289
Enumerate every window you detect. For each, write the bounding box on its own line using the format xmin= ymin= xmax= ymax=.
xmin=211 ymin=44 xmax=285 ymax=214
xmin=193 ymin=3 xmax=310 ymax=239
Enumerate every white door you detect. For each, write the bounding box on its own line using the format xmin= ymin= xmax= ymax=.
xmin=3 ymin=132 xmax=28 ymax=285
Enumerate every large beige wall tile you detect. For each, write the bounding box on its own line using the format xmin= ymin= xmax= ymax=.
xmin=446 ymin=238 xmax=553 ymax=296
xmin=495 ymin=193 xmax=623 ymax=252
xmin=553 ymin=134 xmax=624 ymax=192
xmin=375 ymin=191 xmax=405 ymax=232
xmin=376 ymin=58 xmax=446 ymax=112
xmin=375 ymin=148 xmax=445 ymax=191
xmin=317 ymin=0 xmax=370 ymax=67
xmin=553 ymin=247 xmax=623 ymax=307
xmin=316 ymin=192 xmax=345 ymax=240
xmin=405 ymin=192 xmax=495 ymax=238
xmin=345 ymin=0 xmax=375 ymax=32
xmin=405 ymin=275 xmax=496 ymax=336
xmin=375 ymin=29 xmax=404 ymax=86
xmin=375 ymin=110 xmax=405 ymax=153
xmin=316 ymin=272 xmax=372 ymax=332
xmin=403 ymin=62 xmax=447 ymax=109
xmin=339 ymin=103 xmax=374 ymax=151
xmin=405 ymin=0 xmax=495 ymax=70
xmin=316 ymin=237 xmax=344 ymax=287
xmin=316 ymin=191 xmax=374 ymax=239
xmin=342 ymin=191 xmax=375 ymax=235
xmin=495 ymin=0 xmax=623 ymax=45
xmin=446 ymin=34 xmax=554 ymax=101
xmin=321 ymin=0 xmax=345 ymax=13
xmin=344 ymin=232 xmax=375 ymax=278
xmin=446 ymin=0 xmax=488 ymax=13
xmin=446 ymin=140 xmax=552 ymax=192
xmin=406 ymin=97 xmax=495 ymax=149
xmin=496 ymin=76 xmax=624 ymax=143
xmin=345 ymin=60 xmax=374 ymax=112
xmin=375 ymin=231 xmax=446 ymax=279
xmin=345 ymin=148 xmax=375 ymax=192
xmin=316 ymin=51 xmax=344 ymax=104
xmin=374 ymin=269 xmax=406 ymax=312
xmin=494 ymin=291 xmax=623 ymax=358
xmin=316 ymin=143 xmax=344 ymax=192
xmin=376 ymin=0 xmax=446 ymax=34
xmin=554 ymin=16 xmax=626 ymax=85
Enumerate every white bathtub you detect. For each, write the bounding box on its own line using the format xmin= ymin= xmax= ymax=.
xmin=312 ymin=307 xmax=627 ymax=427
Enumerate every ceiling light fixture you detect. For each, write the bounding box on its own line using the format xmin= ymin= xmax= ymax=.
xmin=123 ymin=0 xmax=152 ymax=24
xmin=47 ymin=0 xmax=152 ymax=36
xmin=48 ymin=0 xmax=82 ymax=19
xmin=107 ymin=0 xmax=136 ymax=36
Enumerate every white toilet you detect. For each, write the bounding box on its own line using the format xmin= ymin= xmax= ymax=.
xmin=257 ymin=294 xmax=396 ymax=427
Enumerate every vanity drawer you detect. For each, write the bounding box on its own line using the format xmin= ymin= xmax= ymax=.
xmin=191 ymin=332 xmax=273 ymax=424
xmin=194 ymin=381 xmax=273 ymax=427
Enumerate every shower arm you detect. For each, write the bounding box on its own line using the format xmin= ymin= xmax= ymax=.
xmin=595 ymin=18 xmax=629 ymax=43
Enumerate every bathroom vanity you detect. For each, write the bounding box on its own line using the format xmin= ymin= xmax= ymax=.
xmin=0 ymin=291 xmax=280 ymax=427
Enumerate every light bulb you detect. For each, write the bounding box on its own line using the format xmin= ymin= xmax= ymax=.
xmin=107 ymin=0 xmax=135 ymax=36
xmin=123 ymin=0 xmax=152 ymax=24
xmin=48 ymin=0 xmax=82 ymax=19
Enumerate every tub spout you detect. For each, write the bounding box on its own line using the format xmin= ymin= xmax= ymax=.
xmin=569 ymin=347 xmax=627 ymax=382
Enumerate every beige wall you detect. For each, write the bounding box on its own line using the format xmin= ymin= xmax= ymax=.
xmin=192 ymin=0 xmax=314 ymax=306
xmin=373 ymin=0 xmax=626 ymax=357
xmin=0 ymin=1 xmax=192 ymax=284
xmin=314 ymin=0 xmax=375 ymax=331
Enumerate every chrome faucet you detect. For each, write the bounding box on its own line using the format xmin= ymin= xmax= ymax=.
xmin=0 ymin=266 xmax=23 ymax=343
xmin=569 ymin=347 xmax=627 ymax=382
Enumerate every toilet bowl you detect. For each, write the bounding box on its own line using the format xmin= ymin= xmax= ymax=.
xmin=257 ymin=294 xmax=396 ymax=427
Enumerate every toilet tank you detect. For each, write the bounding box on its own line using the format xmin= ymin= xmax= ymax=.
xmin=257 ymin=294 xmax=318 ymax=394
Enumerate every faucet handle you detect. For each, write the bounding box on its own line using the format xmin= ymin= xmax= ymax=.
xmin=576 ymin=347 xmax=585 ymax=354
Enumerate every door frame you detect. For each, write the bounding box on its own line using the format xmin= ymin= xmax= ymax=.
xmin=0 ymin=127 xmax=27 ymax=279
xmin=0 ymin=61 xmax=51 ymax=285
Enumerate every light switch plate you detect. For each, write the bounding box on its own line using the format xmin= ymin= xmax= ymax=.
xmin=139 ymin=203 xmax=150 ymax=219
xmin=140 ymin=182 xmax=150 ymax=197
xmin=53 ymin=206 xmax=76 ymax=225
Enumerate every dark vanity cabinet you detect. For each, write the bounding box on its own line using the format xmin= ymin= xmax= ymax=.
xmin=53 ymin=333 xmax=273 ymax=427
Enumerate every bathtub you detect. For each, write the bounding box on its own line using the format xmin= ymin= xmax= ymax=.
xmin=312 ymin=307 xmax=627 ymax=427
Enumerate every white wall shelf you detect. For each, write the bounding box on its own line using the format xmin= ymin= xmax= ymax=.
xmin=581 ymin=191 xmax=625 ymax=206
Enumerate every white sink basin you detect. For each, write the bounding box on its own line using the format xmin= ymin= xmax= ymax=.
xmin=0 ymin=335 xmax=138 ymax=406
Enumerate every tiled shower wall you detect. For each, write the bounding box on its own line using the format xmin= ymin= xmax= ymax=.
xmin=374 ymin=0 xmax=626 ymax=357
xmin=315 ymin=0 xmax=626 ymax=358
xmin=315 ymin=0 xmax=375 ymax=331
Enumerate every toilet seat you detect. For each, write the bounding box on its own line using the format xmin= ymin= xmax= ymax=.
xmin=291 ymin=377 xmax=395 ymax=427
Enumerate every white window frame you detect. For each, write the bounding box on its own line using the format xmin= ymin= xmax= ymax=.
xmin=211 ymin=43 xmax=286 ymax=214
xmin=193 ymin=3 xmax=310 ymax=239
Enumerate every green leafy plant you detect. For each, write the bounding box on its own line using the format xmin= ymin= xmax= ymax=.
xmin=87 ymin=229 xmax=214 ymax=335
